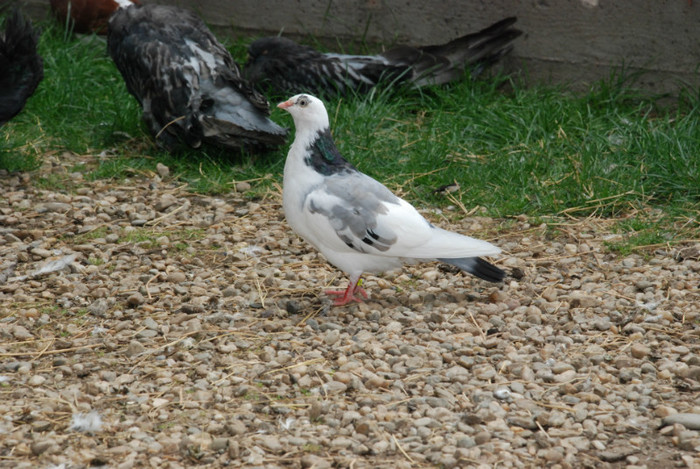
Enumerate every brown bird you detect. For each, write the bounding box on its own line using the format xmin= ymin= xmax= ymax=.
xmin=50 ymin=0 xmax=140 ymax=34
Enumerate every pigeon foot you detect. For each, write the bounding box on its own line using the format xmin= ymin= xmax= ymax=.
xmin=325 ymin=280 xmax=368 ymax=306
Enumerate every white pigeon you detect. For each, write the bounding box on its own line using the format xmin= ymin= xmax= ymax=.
xmin=278 ymin=94 xmax=505 ymax=306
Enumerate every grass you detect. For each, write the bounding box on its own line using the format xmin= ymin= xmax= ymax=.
xmin=2 ymin=18 xmax=699 ymax=252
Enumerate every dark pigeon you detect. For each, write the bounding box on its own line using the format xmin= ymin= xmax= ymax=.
xmin=107 ymin=4 xmax=287 ymax=151
xmin=0 ymin=8 xmax=43 ymax=126
xmin=245 ymin=17 xmax=522 ymax=97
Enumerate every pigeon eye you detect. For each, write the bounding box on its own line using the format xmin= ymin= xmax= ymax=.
xmin=297 ymin=96 xmax=308 ymax=107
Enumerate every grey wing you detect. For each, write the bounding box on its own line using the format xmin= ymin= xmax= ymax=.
xmin=306 ymin=173 xmax=402 ymax=253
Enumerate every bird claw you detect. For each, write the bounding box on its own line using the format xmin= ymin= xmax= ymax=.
xmin=325 ymin=284 xmax=368 ymax=306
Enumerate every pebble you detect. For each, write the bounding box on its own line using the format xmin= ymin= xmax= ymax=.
xmin=257 ymin=435 xmax=283 ymax=453
xmin=301 ymin=455 xmax=331 ymax=469
xmin=630 ymin=343 xmax=651 ymax=359
xmin=126 ymin=340 xmax=146 ymax=356
xmin=127 ymin=292 xmax=145 ymax=306
xmin=168 ymin=272 xmax=187 ymax=283
xmin=156 ymin=163 xmax=170 ymax=178
xmin=30 ymin=440 xmax=52 ymax=456
xmin=662 ymin=413 xmax=700 ymax=430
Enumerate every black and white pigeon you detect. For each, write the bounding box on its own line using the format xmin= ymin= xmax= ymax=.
xmin=278 ymin=94 xmax=504 ymax=306
xmin=246 ymin=17 xmax=522 ymax=97
xmin=107 ymin=4 xmax=287 ymax=151
xmin=0 ymin=7 xmax=43 ymax=126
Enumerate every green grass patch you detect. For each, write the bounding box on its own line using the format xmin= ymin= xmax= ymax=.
xmin=120 ymin=229 xmax=161 ymax=248
xmin=604 ymin=209 xmax=694 ymax=256
xmin=74 ymin=226 xmax=110 ymax=242
xmin=119 ymin=227 xmax=208 ymax=251
xmin=2 ymin=15 xmax=699 ymax=248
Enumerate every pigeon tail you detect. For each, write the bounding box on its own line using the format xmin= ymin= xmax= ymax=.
xmin=0 ymin=8 xmax=43 ymax=125
xmin=438 ymin=257 xmax=505 ymax=283
xmin=395 ymin=17 xmax=523 ymax=86
xmin=199 ymin=116 xmax=288 ymax=149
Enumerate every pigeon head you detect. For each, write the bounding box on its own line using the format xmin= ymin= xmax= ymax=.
xmin=277 ymin=94 xmax=329 ymax=134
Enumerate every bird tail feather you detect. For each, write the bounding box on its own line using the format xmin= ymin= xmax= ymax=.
xmin=405 ymin=17 xmax=523 ymax=86
xmin=200 ymin=116 xmax=287 ymax=149
xmin=437 ymin=256 xmax=505 ymax=283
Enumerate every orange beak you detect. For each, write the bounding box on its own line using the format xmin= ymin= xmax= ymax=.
xmin=277 ymin=99 xmax=294 ymax=109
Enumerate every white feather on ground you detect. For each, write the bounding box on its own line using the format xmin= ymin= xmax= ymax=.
xmin=70 ymin=410 xmax=103 ymax=433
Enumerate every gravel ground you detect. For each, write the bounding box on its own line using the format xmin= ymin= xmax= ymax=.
xmin=1 ymin=153 xmax=699 ymax=469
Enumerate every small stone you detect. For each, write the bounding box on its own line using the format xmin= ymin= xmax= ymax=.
xmin=678 ymin=431 xmax=700 ymax=451
xmin=308 ymin=401 xmax=323 ymax=422
xmin=87 ymin=299 xmax=109 ymax=317
xmin=662 ymin=413 xmax=700 ymax=430
xmin=44 ymin=202 xmax=71 ymax=212
xmin=12 ymin=325 xmax=33 ymax=340
xmin=630 ymin=343 xmax=651 ymax=359
xmin=540 ymin=449 xmax=564 ymax=462
xmin=155 ymin=194 xmax=177 ymax=212
xmin=322 ymin=381 xmax=347 ymax=394
xmin=180 ymin=303 xmax=204 ymax=314
xmin=355 ymin=420 xmax=372 ymax=436
xmin=28 ymin=375 xmax=46 ymax=386
xmin=156 ymin=163 xmax=170 ymax=178
xmin=31 ymin=247 xmax=53 ymax=258
xmin=569 ymin=292 xmax=600 ymax=308
xmin=168 ymin=272 xmax=187 ymax=283
xmin=30 ymin=440 xmax=52 ymax=456
xmin=235 ymin=181 xmax=251 ymax=192
xmin=330 ymin=436 xmax=353 ymax=449
xmin=427 ymin=312 xmax=444 ymax=323
xmin=31 ymin=421 xmax=52 ymax=432
xmin=598 ymin=446 xmax=638 ymax=462
xmin=257 ymin=434 xmax=283 ymax=453
xmin=227 ymin=439 xmax=240 ymax=459
xmin=474 ymin=431 xmax=491 ymax=445
xmin=126 ymin=340 xmax=146 ymax=356
xmin=508 ymin=416 xmax=537 ymax=430
xmin=564 ymin=243 xmax=578 ymax=254
xmin=127 ymin=292 xmax=145 ymax=307
xmin=655 ymin=405 xmax=677 ymax=418
xmin=211 ymin=438 xmax=228 ymax=451
xmin=226 ymin=420 xmax=246 ymax=436
xmin=301 ymin=454 xmax=331 ymax=469
xmin=324 ymin=329 xmax=340 ymax=345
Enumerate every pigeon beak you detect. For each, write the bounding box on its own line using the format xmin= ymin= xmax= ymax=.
xmin=277 ymin=99 xmax=294 ymax=109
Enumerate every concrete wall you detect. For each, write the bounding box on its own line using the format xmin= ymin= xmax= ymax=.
xmin=26 ymin=0 xmax=700 ymax=94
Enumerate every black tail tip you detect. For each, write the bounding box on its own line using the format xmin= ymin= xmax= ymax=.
xmin=438 ymin=256 xmax=506 ymax=283
xmin=470 ymin=257 xmax=506 ymax=283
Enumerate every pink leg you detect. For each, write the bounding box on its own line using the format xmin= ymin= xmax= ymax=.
xmin=325 ymin=276 xmax=368 ymax=306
